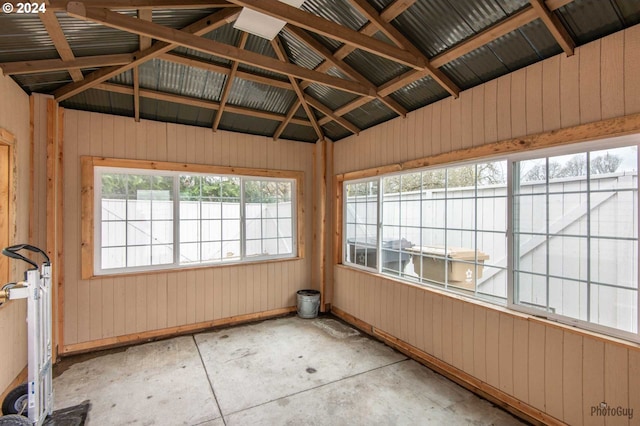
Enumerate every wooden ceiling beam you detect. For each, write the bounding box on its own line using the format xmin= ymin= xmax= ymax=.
xmin=271 ymin=38 xmax=324 ymax=140
xmin=160 ymin=53 xmax=292 ymax=90
xmin=65 ymin=4 xmax=376 ymax=98
xmin=39 ymin=10 xmax=84 ymax=81
xmin=529 ymin=0 xmax=575 ymax=56
xmin=134 ymin=8 xmax=152 ymax=122
xmin=328 ymin=0 xmax=415 ymax=65
xmin=375 ymin=0 xmax=576 ymax=98
xmin=273 ymin=99 xmax=301 ymax=141
xmin=346 ymin=0 xmax=459 ymax=98
xmin=96 ymin=82 xmax=313 ymax=127
xmin=54 ymin=8 xmax=241 ymax=101
xmin=137 ymin=9 xmax=153 ymax=50
xmin=226 ymin=0 xmax=425 ymax=70
xmin=304 ymin=95 xmax=360 ymax=135
xmin=45 ymin=0 xmax=236 ymax=11
xmin=0 ymin=53 xmax=134 ymax=75
xmin=213 ymin=32 xmax=248 ymax=131
xmin=285 ymin=26 xmax=407 ymax=118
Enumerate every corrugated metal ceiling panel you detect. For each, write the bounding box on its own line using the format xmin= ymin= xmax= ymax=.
xmin=140 ymin=97 xmax=215 ymax=127
xmin=304 ymin=84 xmax=359 ymax=111
xmin=279 ymin=123 xmax=319 ymax=143
xmin=151 ymin=8 xmax=221 ymax=29
xmin=13 ymin=71 xmax=70 ymax=94
xmin=280 ymin=29 xmax=326 ymax=70
xmin=321 ymin=120 xmax=351 ymax=141
xmin=614 ymin=0 xmax=640 ymax=26
xmin=390 ymin=76 xmax=450 ymax=110
xmin=343 ymin=49 xmax=410 ymax=86
xmin=61 ymin=88 xmax=133 ymax=117
xmin=302 ymin=0 xmax=368 ymax=31
xmin=219 ymin=111 xmax=279 ymax=138
xmin=556 ymin=0 xmax=625 ymax=45
xmin=227 ymin=78 xmax=296 ymax=115
xmin=0 ymin=14 xmax=58 ymax=62
xmin=342 ymin=99 xmax=396 ymax=129
xmin=57 ymin=12 xmax=139 ymax=56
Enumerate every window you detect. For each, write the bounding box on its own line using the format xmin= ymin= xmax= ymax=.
xmin=342 ymin=139 xmax=639 ymax=341
xmin=85 ymin=158 xmax=302 ymax=277
xmin=512 ymin=145 xmax=638 ymax=338
xmin=344 ymin=163 xmax=507 ymax=302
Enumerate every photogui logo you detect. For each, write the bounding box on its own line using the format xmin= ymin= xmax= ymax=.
xmin=590 ymin=402 xmax=633 ymax=419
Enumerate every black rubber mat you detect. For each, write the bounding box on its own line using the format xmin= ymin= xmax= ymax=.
xmin=43 ymin=401 xmax=91 ymax=426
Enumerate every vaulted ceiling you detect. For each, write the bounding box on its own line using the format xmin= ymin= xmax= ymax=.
xmin=1 ymin=0 xmax=638 ymax=142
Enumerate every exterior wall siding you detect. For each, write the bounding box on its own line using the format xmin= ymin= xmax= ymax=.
xmin=333 ymin=26 xmax=640 ymax=425
xmin=62 ymin=109 xmax=315 ymax=350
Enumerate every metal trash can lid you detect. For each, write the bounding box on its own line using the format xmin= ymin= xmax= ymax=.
xmin=297 ymin=289 xmax=320 ymax=296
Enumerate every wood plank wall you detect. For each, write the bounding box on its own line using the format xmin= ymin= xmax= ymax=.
xmin=0 ymin=75 xmax=32 ymax=394
xmin=61 ymin=110 xmax=315 ymax=351
xmin=332 ymin=27 xmax=640 ymax=426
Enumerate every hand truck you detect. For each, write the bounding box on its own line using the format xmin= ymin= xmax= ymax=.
xmin=0 ymin=245 xmax=53 ymax=426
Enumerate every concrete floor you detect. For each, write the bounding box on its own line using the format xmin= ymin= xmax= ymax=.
xmin=53 ymin=316 xmax=525 ymax=425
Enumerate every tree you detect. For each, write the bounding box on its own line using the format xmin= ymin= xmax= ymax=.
xmin=590 ymin=152 xmax=622 ymax=175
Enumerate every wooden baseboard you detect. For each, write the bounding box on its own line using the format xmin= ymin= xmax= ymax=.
xmin=1 ymin=366 xmax=27 ymax=414
xmin=330 ymin=306 xmax=566 ymax=426
xmin=62 ymin=307 xmax=297 ymax=356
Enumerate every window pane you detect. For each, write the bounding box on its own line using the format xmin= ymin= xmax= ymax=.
xmin=222 ymin=241 xmax=241 ymax=260
xmin=278 ymin=238 xmax=293 ymax=254
xmin=344 ymin=179 xmax=378 ymax=270
xmin=127 ymin=222 xmax=151 ymax=245
xmin=549 ymin=278 xmax=587 ymax=321
xmin=201 ymin=220 xmax=222 ymax=242
xmin=152 ymin=220 xmax=173 ymax=245
xmin=548 ymin=236 xmax=588 ymax=282
xmin=102 ymin=221 xmax=125 ymax=247
xmin=590 ymin=284 xmax=637 ymax=333
xmin=180 ymin=243 xmax=199 ymax=264
xmin=513 ymin=194 xmax=546 ymax=234
xmin=591 ymin=191 xmax=637 ymax=239
xmin=515 ymin=272 xmax=547 ymax=312
xmin=246 ymin=240 xmax=262 ymax=257
xmin=152 ymin=245 xmax=173 ymax=265
xmin=201 ymin=242 xmax=221 ymax=262
xmin=590 ymin=239 xmax=637 ymax=288
xmin=102 ymin=247 xmax=126 ymax=269
xmin=128 ymin=245 xmax=151 ymax=267
xmin=179 ymin=220 xmax=200 ymax=243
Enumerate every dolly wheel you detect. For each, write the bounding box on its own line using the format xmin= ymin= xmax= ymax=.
xmin=1 ymin=384 xmax=28 ymax=416
xmin=0 ymin=415 xmax=31 ymax=425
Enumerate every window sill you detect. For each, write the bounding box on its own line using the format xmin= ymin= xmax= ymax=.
xmin=86 ymin=256 xmax=304 ymax=280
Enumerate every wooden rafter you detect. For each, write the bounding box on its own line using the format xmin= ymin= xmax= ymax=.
xmin=134 ymin=9 xmax=152 ymax=122
xmin=0 ymin=54 xmax=134 ymax=75
xmin=338 ymin=0 xmax=577 ymax=119
xmin=273 ymin=99 xmax=301 ymax=141
xmin=137 ymin=9 xmax=153 ymax=50
xmin=34 ymin=0 xmax=237 ymax=10
xmin=64 ymin=4 xmax=375 ymax=98
xmin=39 ymin=10 xmax=84 ymax=82
xmin=285 ymin=26 xmax=407 ymax=117
xmin=54 ymin=8 xmax=241 ymax=101
xmin=529 ymin=0 xmax=575 ymax=56
xmin=226 ymin=0 xmax=425 ymax=70
xmin=96 ymin=82 xmax=313 ymax=127
xmin=213 ymin=32 xmax=248 ymax=131
xmin=271 ymin=37 xmax=324 ymax=140
xmin=304 ymin=95 xmax=360 ymax=135
xmin=346 ymin=0 xmax=459 ymax=98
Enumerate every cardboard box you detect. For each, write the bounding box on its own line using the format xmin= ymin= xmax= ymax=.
xmin=406 ymin=246 xmax=489 ymax=290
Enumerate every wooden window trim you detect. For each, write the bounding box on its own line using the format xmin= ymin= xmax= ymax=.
xmin=81 ymin=156 xmax=305 ymax=280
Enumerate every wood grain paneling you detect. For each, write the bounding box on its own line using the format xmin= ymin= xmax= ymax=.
xmin=0 ymin=75 xmax=31 ymax=395
xmin=62 ymin=110 xmax=313 ymax=350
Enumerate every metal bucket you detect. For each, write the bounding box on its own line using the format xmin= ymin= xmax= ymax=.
xmin=296 ymin=289 xmax=320 ymax=319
